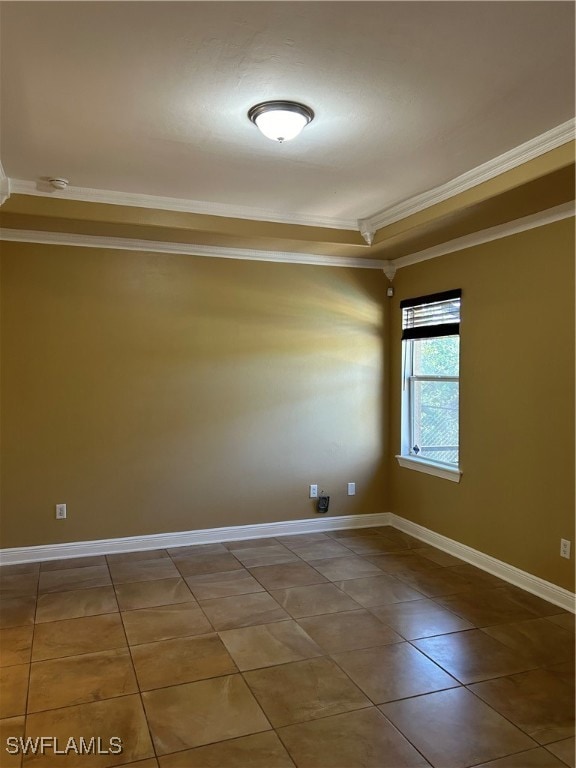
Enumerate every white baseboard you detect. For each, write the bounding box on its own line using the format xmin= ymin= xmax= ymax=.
xmin=2 ymin=510 xmax=573 ymax=613
xmin=0 ymin=512 xmax=392 ymax=565
xmin=390 ymin=513 xmax=575 ymax=613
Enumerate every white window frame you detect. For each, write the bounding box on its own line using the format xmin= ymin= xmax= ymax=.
xmin=396 ymin=292 xmax=462 ymax=483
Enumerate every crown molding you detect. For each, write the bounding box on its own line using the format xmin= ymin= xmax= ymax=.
xmin=7 ymin=179 xmax=358 ymax=232
xmin=0 ymin=161 xmax=10 ymax=206
xmin=382 ymin=263 xmax=397 ymax=281
xmin=0 ymin=228 xmax=389 ymax=270
xmin=360 ymin=118 xmax=576 ymax=233
xmin=2 ymin=200 xmax=571 ymax=273
xmin=5 ymin=120 xmax=574 ymax=236
xmin=390 ymin=201 xmax=574 ymax=272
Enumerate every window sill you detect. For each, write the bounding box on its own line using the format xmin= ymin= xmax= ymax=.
xmin=395 ymin=455 xmax=462 ymax=483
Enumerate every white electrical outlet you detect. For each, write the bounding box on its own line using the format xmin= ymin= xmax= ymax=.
xmin=347 ymin=482 xmax=356 ymax=496
xmin=560 ymin=539 xmax=571 ymax=559
xmin=309 ymin=484 xmax=318 ymax=499
xmin=55 ymin=503 xmax=67 ymax=520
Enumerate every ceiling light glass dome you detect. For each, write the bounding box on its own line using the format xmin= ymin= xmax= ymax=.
xmin=248 ymin=101 xmax=314 ymax=143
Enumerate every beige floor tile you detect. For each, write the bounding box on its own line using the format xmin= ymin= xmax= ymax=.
xmin=366 ymin=551 xmax=443 ymax=575
xmin=413 ymin=629 xmax=538 ymax=683
xmin=370 ymin=598 xmax=474 ymax=639
xmin=172 ymin=553 xmax=243 ymax=576
xmin=0 ymin=597 xmax=36 ymax=629
xmin=324 ymin=528 xmax=380 ymax=541
xmin=121 ymin=602 xmax=212 ymax=645
xmin=0 ymin=573 xmax=39 ymax=599
xmin=225 ymin=538 xmax=281 ymax=550
xmin=0 ymin=626 xmax=33 ymax=667
xmin=412 ymin=546 xmax=463 ymax=567
xmin=106 ymin=549 xmax=169 ymax=564
xmin=24 ymin=695 xmax=154 ymax=767
xmin=279 ymin=533 xmax=332 ymax=548
xmin=108 ymin=559 xmax=179 ymax=585
xmin=277 ymin=707 xmax=430 ymax=768
xmin=115 ymin=578 xmax=194 ymax=610
xmin=219 ymin=620 xmax=323 ymax=670
xmin=40 ymin=556 xmax=107 ymax=571
xmin=297 ymin=609 xmax=403 ymax=653
xmin=286 ymin=541 xmax=354 ymax=562
xmin=38 ymin=565 xmax=111 ymax=594
xmin=131 ymin=633 xmax=237 ymax=689
xmin=232 ymin=545 xmax=298 ymax=568
xmin=381 ymin=687 xmax=536 ymax=768
xmin=159 ymin=731 xmax=294 ymax=768
xmin=372 ymin=529 xmax=422 ymax=549
xmin=546 ymin=737 xmax=576 ymax=768
xmin=307 ymin=556 xmax=383 ymax=581
xmin=199 ymin=592 xmax=289 ymax=630
xmin=394 ymin=567 xmax=477 ymax=597
xmin=335 ymin=535 xmax=407 ymax=556
xmin=474 ymin=747 xmax=571 ymax=767
xmin=244 ymin=656 xmax=370 ymax=727
xmin=28 ymin=648 xmax=137 ymax=712
xmin=0 ymin=715 xmax=25 ymax=768
xmin=335 ymin=574 xmax=424 ymax=608
xmin=547 ymin=613 xmax=575 ymax=632
xmin=325 ymin=529 xmax=378 ymax=541
xmin=35 ymin=586 xmax=118 ymax=623
xmin=482 ymin=618 xmax=574 ymax=666
xmin=333 ymin=642 xmax=458 ymax=704
xmin=249 ymin=561 xmax=328 ymax=590
xmin=270 ymin=583 xmax=361 ymax=618
xmin=499 ymin=587 xmax=569 ymax=618
xmin=185 ymin=569 xmax=264 ymax=600
xmin=0 ymin=563 xmax=40 ymax=576
xmin=167 ymin=543 xmax=228 ymax=556
xmin=0 ymin=665 xmax=29 ymax=718
xmin=142 ymin=674 xmax=271 ymax=755
xmin=434 ymin=588 xmax=545 ymax=627
xmin=113 ymin=761 xmax=159 ymax=768
xmin=470 ymin=668 xmax=575 ymax=745
xmin=546 ymin=660 xmax=576 ymax=680
xmin=444 ymin=563 xmax=508 ymax=590
xmin=32 ymin=613 xmax=126 ymax=661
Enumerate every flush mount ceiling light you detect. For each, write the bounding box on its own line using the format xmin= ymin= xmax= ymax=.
xmin=248 ymin=101 xmax=314 ymax=143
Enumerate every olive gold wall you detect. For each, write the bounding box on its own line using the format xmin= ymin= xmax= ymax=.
xmin=0 ymin=243 xmax=388 ymax=547
xmin=389 ymin=218 xmax=575 ymax=591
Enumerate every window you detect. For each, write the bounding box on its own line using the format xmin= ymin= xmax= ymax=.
xmin=397 ymin=289 xmax=461 ymax=481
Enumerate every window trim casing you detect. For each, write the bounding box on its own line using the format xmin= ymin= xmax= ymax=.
xmin=398 ymin=290 xmax=462 ymax=482
xmin=395 ymin=453 xmax=462 ymax=482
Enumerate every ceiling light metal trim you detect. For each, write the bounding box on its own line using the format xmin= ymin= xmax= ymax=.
xmin=248 ymin=100 xmax=314 ymax=143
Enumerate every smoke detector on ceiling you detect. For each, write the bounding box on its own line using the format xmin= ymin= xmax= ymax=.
xmin=48 ymin=177 xmax=69 ymax=191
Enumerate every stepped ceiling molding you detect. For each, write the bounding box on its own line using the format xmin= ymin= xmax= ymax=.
xmin=0 ymin=2 xmax=574 ymax=267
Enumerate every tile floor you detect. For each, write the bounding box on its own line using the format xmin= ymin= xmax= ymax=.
xmin=0 ymin=526 xmax=574 ymax=767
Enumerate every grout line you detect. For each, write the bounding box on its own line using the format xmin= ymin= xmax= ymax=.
xmin=116 ymin=573 xmax=160 ymax=766
xmin=4 ymin=527 xmax=572 ymax=766
xmin=21 ymin=566 xmax=40 ymax=759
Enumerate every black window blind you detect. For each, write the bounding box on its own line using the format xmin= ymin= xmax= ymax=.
xmin=401 ymin=289 xmax=461 ymax=341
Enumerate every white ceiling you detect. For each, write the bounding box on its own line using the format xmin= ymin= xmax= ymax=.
xmin=1 ymin=2 xmax=574 ymax=225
